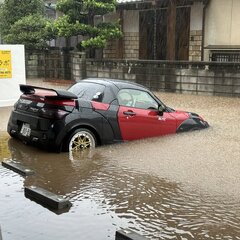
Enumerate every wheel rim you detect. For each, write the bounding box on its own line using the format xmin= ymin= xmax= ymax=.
xmin=69 ymin=131 xmax=95 ymax=152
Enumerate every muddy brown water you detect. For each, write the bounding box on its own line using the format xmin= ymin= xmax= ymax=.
xmin=1 ymin=92 xmax=240 ymax=240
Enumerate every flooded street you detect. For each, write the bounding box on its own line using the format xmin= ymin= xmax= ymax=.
xmin=1 ymin=92 xmax=240 ymax=240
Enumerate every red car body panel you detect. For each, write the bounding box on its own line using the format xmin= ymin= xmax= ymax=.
xmin=118 ymin=106 xmax=187 ymax=141
xmin=91 ymin=101 xmax=110 ymax=111
xmin=168 ymin=110 xmax=191 ymax=129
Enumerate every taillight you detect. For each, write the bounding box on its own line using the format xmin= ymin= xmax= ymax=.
xmin=45 ymin=99 xmax=76 ymax=107
xmin=39 ymin=108 xmax=69 ymax=119
xmin=19 ymin=95 xmax=77 ymax=119
xmin=39 ymin=100 xmax=76 ymax=119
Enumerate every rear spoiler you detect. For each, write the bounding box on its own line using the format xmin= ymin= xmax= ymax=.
xmin=20 ymin=84 xmax=78 ymax=100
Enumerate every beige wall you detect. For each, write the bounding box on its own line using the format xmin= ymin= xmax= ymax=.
xmin=190 ymin=2 xmax=203 ymax=31
xmin=103 ymin=11 xmax=119 ymax=23
xmin=123 ymin=10 xmax=139 ymax=59
xmin=123 ymin=10 xmax=139 ymax=33
xmin=103 ymin=10 xmax=139 ymax=59
xmin=204 ymin=0 xmax=240 ymax=60
xmin=189 ymin=2 xmax=204 ymax=61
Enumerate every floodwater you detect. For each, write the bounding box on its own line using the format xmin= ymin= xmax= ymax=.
xmin=1 ymin=92 xmax=240 ymax=240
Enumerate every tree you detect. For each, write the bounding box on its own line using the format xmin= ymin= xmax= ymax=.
xmin=0 ymin=0 xmax=54 ymax=49
xmin=4 ymin=14 xmax=55 ymax=49
xmin=54 ymin=0 xmax=122 ymax=50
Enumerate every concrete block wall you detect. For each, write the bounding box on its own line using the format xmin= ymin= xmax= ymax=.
xmin=123 ymin=32 xmax=139 ymax=59
xmin=25 ymin=51 xmax=45 ymax=78
xmin=136 ymin=65 xmax=240 ymax=97
xmin=103 ymin=40 xmax=118 ymax=59
xmin=189 ymin=30 xmax=202 ymax=61
xmin=86 ymin=60 xmax=240 ymax=97
xmin=102 ymin=32 xmax=139 ymax=59
xmin=86 ymin=60 xmax=131 ymax=80
xmin=25 ymin=50 xmax=69 ymax=79
xmin=25 ymin=50 xmax=86 ymax=81
xmin=71 ymin=52 xmax=86 ymax=81
xmin=25 ymin=49 xmax=240 ymax=97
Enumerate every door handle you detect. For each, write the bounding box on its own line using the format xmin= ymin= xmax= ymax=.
xmin=123 ymin=111 xmax=136 ymax=116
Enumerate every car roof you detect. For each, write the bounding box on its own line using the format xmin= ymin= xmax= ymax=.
xmin=81 ymin=78 xmax=149 ymax=91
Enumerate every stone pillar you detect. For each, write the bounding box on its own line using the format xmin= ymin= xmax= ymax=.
xmin=71 ymin=52 xmax=86 ymax=81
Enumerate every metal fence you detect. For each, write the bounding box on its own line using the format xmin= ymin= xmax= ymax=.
xmin=210 ymin=51 xmax=240 ymax=63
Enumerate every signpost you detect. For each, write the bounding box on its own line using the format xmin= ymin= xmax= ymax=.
xmin=0 ymin=50 xmax=12 ymax=79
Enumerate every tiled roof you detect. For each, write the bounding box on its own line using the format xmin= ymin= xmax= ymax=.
xmin=117 ymin=0 xmax=146 ymax=3
xmin=117 ymin=0 xmax=206 ymax=3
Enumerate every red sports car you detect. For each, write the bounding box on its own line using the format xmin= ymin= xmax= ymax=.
xmin=7 ymin=78 xmax=209 ymax=153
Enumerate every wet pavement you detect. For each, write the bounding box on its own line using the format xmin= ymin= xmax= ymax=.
xmin=1 ymin=81 xmax=240 ymax=240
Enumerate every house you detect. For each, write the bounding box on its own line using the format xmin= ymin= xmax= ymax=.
xmin=2 ymin=0 xmax=240 ymax=63
xmin=103 ymin=0 xmax=240 ymax=62
xmin=103 ymin=0 xmax=207 ymax=61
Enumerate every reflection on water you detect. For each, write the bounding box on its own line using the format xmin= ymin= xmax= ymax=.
xmin=0 ymin=132 xmax=10 ymax=160
xmin=1 ymin=93 xmax=240 ymax=240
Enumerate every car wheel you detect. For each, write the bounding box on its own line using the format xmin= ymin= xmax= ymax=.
xmin=68 ymin=128 xmax=96 ymax=152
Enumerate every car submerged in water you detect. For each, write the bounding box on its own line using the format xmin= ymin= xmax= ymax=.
xmin=8 ymin=78 xmax=209 ymax=153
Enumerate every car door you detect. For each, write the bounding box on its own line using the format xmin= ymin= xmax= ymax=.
xmin=117 ymin=89 xmax=177 ymax=141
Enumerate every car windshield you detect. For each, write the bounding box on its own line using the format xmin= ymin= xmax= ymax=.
xmin=117 ymin=89 xmax=159 ymax=109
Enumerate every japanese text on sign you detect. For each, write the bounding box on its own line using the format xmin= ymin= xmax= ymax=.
xmin=0 ymin=50 xmax=12 ymax=78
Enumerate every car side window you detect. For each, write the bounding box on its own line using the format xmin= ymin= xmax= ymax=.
xmin=117 ymin=89 xmax=158 ymax=109
xmin=68 ymin=82 xmax=105 ymax=102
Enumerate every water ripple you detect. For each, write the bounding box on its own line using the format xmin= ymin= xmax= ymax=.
xmin=1 ymin=93 xmax=240 ymax=239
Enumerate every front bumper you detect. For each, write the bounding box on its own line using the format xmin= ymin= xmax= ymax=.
xmin=176 ymin=118 xmax=209 ymax=133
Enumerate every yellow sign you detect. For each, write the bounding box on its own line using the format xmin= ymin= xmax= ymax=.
xmin=0 ymin=50 xmax=12 ymax=78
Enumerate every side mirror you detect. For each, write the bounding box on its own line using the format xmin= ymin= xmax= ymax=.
xmin=92 ymin=92 xmax=103 ymax=102
xmin=158 ymin=105 xmax=165 ymax=116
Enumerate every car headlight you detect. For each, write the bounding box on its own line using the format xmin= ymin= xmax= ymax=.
xmin=188 ymin=112 xmax=204 ymax=121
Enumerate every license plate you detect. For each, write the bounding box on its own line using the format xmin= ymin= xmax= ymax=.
xmin=20 ymin=123 xmax=31 ymax=137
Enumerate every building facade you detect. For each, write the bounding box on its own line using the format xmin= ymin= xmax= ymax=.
xmin=104 ymin=0 xmax=207 ymax=61
xmin=103 ymin=0 xmax=240 ymax=62
xmin=204 ymin=0 xmax=240 ymax=62
xmin=2 ymin=0 xmax=240 ymax=63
